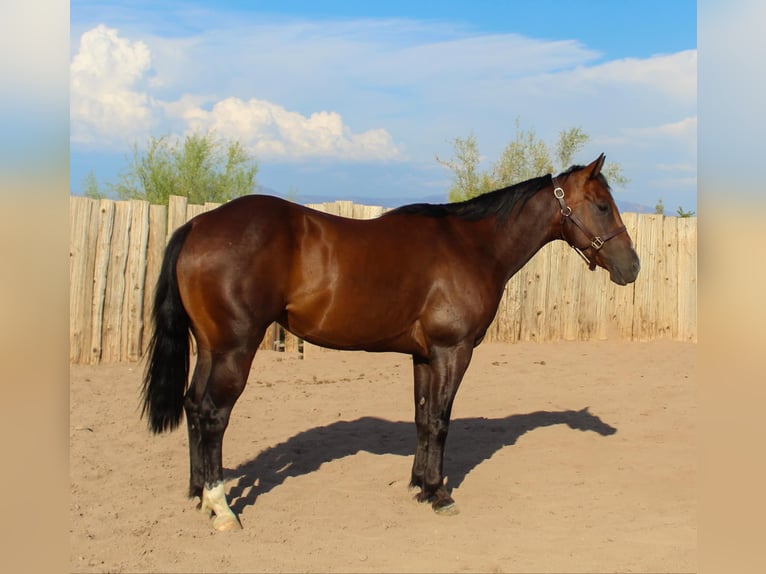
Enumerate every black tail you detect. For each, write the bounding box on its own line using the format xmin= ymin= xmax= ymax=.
xmin=141 ymin=222 xmax=194 ymax=434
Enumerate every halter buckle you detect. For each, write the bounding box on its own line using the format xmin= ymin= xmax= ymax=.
xmin=591 ymin=237 xmax=605 ymax=250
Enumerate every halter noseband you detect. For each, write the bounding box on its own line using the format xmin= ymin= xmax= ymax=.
xmin=552 ymin=176 xmax=627 ymax=271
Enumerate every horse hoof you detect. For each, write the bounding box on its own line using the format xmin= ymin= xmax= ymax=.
xmin=434 ymin=502 xmax=460 ymax=516
xmin=212 ymin=515 xmax=242 ymax=532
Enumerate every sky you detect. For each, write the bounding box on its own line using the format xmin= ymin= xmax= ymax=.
xmin=70 ymin=0 xmax=697 ymax=212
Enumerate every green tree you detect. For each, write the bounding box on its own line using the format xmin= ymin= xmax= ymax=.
xmin=111 ymin=131 xmax=258 ymax=205
xmin=555 ymin=126 xmax=589 ymax=171
xmin=601 ymin=162 xmax=629 ymax=189
xmin=655 ymin=198 xmax=665 ymax=215
xmin=83 ymin=169 xmax=105 ymax=199
xmin=436 ymin=133 xmax=495 ymax=202
xmin=491 ymin=119 xmax=554 ymax=190
xmin=439 ymin=120 xmax=628 ymax=202
xmin=676 ymin=206 xmax=695 ymax=217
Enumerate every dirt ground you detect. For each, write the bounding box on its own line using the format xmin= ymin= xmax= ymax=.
xmin=70 ymin=341 xmax=696 ymax=573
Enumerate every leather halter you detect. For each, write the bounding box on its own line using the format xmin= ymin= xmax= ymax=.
xmin=552 ymin=176 xmax=627 ymax=271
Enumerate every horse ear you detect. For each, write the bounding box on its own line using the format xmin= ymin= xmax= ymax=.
xmin=588 ymin=154 xmax=606 ymax=179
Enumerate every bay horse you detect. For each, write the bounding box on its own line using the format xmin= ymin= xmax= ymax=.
xmin=141 ymin=154 xmax=639 ymax=531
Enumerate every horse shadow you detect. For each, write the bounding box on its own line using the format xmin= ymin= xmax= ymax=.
xmin=224 ymin=407 xmax=616 ymax=514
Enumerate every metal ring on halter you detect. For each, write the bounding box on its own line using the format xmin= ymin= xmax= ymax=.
xmin=553 ymin=186 xmax=571 ymax=216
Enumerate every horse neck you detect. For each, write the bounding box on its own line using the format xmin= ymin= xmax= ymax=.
xmin=489 ymin=186 xmax=560 ymax=284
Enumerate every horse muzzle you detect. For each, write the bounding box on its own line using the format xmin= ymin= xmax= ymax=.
xmin=606 ymin=251 xmax=640 ymax=285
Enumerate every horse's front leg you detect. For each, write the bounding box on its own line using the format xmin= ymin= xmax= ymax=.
xmin=410 ymin=345 xmax=473 ymax=514
xmin=410 ymin=356 xmax=431 ymax=491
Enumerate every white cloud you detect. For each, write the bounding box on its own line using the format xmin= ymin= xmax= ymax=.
xmin=570 ymin=50 xmax=696 ymax=103
xmin=144 ymin=18 xmax=600 ymax=99
xmin=70 ymin=25 xmax=400 ymax=160
xmin=506 ymin=50 xmax=696 ymax=123
xmin=623 ymin=117 xmax=697 ymax=154
xmin=173 ymin=97 xmax=400 ymax=161
xmin=70 ymin=25 xmax=155 ymax=145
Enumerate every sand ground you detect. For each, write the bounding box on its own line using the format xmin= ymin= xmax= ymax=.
xmin=70 ymin=341 xmax=696 ymax=573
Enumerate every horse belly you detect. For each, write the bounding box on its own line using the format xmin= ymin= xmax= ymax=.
xmin=282 ymin=272 xmax=428 ymax=354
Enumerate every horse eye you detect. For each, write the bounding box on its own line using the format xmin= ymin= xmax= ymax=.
xmin=597 ymin=203 xmax=609 ymax=214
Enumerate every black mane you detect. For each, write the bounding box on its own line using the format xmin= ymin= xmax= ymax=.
xmin=389 ymin=173 xmax=553 ymax=222
xmin=389 ymin=164 xmax=612 ymax=222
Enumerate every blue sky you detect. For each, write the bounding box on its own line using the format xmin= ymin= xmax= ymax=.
xmin=70 ymin=0 xmax=697 ymax=211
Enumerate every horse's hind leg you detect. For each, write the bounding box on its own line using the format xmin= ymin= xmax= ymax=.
xmin=184 ymin=348 xmax=212 ymax=500
xmin=188 ymin=341 xmax=259 ymax=531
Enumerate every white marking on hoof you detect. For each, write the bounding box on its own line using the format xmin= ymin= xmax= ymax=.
xmin=198 ymin=499 xmax=213 ymax=516
xmin=201 ymin=481 xmax=241 ymax=531
xmin=434 ymin=502 xmax=460 ymax=516
xmin=212 ymin=514 xmax=242 ymax=532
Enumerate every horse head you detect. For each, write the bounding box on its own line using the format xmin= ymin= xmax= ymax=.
xmin=553 ymin=155 xmax=640 ymax=285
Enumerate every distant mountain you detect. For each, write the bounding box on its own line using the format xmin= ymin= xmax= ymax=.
xmin=615 ymin=200 xmax=659 ymax=214
xmin=260 ymin=186 xmax=447 ymax=209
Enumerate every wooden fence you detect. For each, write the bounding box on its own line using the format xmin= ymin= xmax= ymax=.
xmin=69 ymin=195 xmax=697 ymax=364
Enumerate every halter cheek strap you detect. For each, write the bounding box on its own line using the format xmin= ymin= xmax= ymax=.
xmin=552 ymin=178 xmax=627 ymax=271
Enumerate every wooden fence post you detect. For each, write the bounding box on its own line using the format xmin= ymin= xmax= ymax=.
xmin=677 ymin=217 xmax=697 ymax=342
xmin=632 ymin=214 xmax=664 ymax=341
xmin=122 ymin=200 xmax=150 ymax=361
xmin=100 ymin=201 xmax=132 ymax=363
xmin=69 ymin=197 xmax=98 ymax=363
xmin=167 ymin=195 xmax=188 ymax=242
xmin=660 ymin=216 xmax=680 ymax=339
xmin=611 ymin=212 xmax=639 ymax=340
xmin=142 ymin=204 xmax=168 ymax=356
xmin=88 ymin=199 xmax=115 ymax=364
